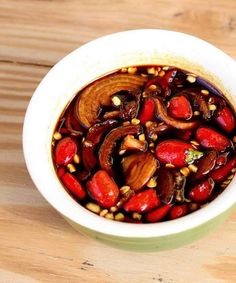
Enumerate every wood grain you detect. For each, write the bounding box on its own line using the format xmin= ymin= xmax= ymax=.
xmin=0 ymin=0 xmax=236 ymax=282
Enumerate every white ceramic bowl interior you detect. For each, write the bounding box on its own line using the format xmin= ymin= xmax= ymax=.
xmin=23 ymin=29 xmax=236 ymax=239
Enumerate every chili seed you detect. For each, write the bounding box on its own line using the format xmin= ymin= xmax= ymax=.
xmin=146 ymin=177 xmax=157 ymax=188
xmin=141 ymin=73 xmax=148 ymax=77
xmin=147 ymin=67 xmax=156 ymax=74
xmin=142 ymin=91 xmax=148 ymax=97
xmin=186 ymin=75 xmax=196 ymax=83
xmin=131 ymin=118 xmax=140 ymax=125
xmin=233 ymin=136 xmax=236 ymax=143
xmin=115 ymin=213 xmax=125 ymax=221
xmin=99 ymin=209 xmax=108 ymax=217
xmin=201 ymin=89 xmax=209 ymax=95
xmin=158 ymin=70 xmax=165 ymax=77
xmin=128 ymin=67 xmax=137 ymax=74
xmin=139 ymin=134 xmax=146 ymax=142
xmin=120 ymin=185 xmax=130 ymax=195
xmin=231 ymin=168 xmax=236 ymax=173
xmin=162 ymin=66 xmax=169 ymax=71
xmin=188 ymin=164 xmax=198 ymax=173
xmin=85 ymin=202 xmax=101 ymax=214
xmin=105 ymin=213 xmax=114 ymax=220
xmin=73 ymin=154 xmax=80 ymax=164
xmin=53 ymin=132 xmax=62 ymax=140
xmin=132 ymin=212 xmax=142 ymax=220
xmin=67 ymin=163 xmax=76 ymax=173
xmin=177 ymin=84 xmax=184 ymax=88
xmin=180 ymin=167 xmax=190 ymax=177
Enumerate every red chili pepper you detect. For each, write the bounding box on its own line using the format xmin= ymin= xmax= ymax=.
xmin=145 ymin=204 xmax=172 ymax=223
xmin=87 ymin=170 xmax=119 ymax=208
xmin=146 ymin=69 xmax=177 ymax=96
xmin=215 ymin=152 xmax=229 ymax=169
xmin=196 ymin=126 xmax=231 ymax=152
xmin=188 ymin=178 xmax=215 ymax=203
xmin=210 ymin=156 xmax=236 ymax=182
xmin=123 ymin=189 xmax=160 ymax=213
xmin=215 ymin=106 xmax=235 ymax=133
xmin=169 ymin=204 xmax=188 ymax=220
xmin=176 ymin=130 xmax=193 ymax=141
xmin=61 ymin=173 xmax=86 ymax=200
xmin=138 ymin=98 xmax=155 ymax=124
xmin=168 ymin=95 xmax=192 ymax=120
xmin=55 ymin=137 xmax=77 ymax=165
xmin=156 ymin=139 xmax=203 ymax=168
xmin=57 ymin=166 xmax=66 ymax=178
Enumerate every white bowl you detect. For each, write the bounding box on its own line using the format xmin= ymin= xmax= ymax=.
xmin=23 ymin=29 xmax=236 ymax=251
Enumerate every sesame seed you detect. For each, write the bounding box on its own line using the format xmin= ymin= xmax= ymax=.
xmin=67 ymin=163 xmax=76 ymax=173
xmin=132 ymin=212 xmax=142 ymax=220
xmin=201 ymin=89 xmax=209 ymax=95
xmin=148 ymin=84 xmax=157 ymax=90
xmin=145 ymin=121 xmax=153 ymax=127
xmin=119 ymin=149 xmax=126 ymax=155
xmin=162 ymin=66 xmax=169 ymax=71
xmin=105 ymin=213 xmax=114 ymax=220
xmin=110 ymin=206 xmax=118 ymax=213
xmin=128 ymin=67 xmax=137 ymax=74
xmin=53 ymin=132 xmax=62 ymax=140
xmin=112 ymin=96 xmax=121 ymax=106
xmin=180 ymin=167 xmax=190 ymax=177
xmin=158 ymin=70 xmax=165 ymax=77
xmin=186 ymin=75 xmax=196 ymax=83
xmin=139 ymin=134 xmax=146 ymax=142
xmin=99 ymin=209 xmax=108 ymax=217
xmin=131 ymin=118 xmax=140 ymax=125
xmin=194 ymin=111 xmax=200 ymax=116
xmin=73 ymin=154 xmax=80 ymax=164
xmin=188 ymin=164 xmax=198 ymax=173
xmin=85 ymin=202 xmax=101 ymax=214
xmin=147 ymin=67 xmax=156 ymax=75
xmin=115 ymin=213 xmax=125 ymax=221
xmin=146 ymin=178 xmax=157 ymax=188
xmin=121 ymin=67 xmax=127 ymax=73
xmin=149 ymin=142 xmax=155 ymax=148
xmin=165 ymin=163 xmax=175 ymax=168
xmin=152 ymin=134 xmax=158 ymax=141
xmin=209 ymin=104 xmax=217 ymax=111
xmin=120 ymin=186 xmax=130 ymax=195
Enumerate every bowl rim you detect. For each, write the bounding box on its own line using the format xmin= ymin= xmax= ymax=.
xmin=23 ymin=29 xmax=236 ymax=238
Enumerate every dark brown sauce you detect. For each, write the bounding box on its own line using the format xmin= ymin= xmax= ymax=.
xmin=52 ymin=65 xmax=236 ymax=223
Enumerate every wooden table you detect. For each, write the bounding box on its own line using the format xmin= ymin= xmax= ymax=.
xmin=0 ymin=1 xmax=235 ymax=282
